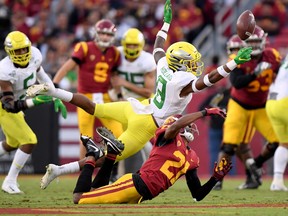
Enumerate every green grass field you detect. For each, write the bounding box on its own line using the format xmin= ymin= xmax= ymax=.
xmin=0 ymin=175 xmax=287 ymax=216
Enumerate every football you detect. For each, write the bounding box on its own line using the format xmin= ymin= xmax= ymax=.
xmin=236 ymin=10 xmax=256 ymax=40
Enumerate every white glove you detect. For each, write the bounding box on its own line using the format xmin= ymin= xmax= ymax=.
xmin=26 ymin=83 xmax=54 ymax=97
xmin=254 ymin=62 xmax=271 ymax=76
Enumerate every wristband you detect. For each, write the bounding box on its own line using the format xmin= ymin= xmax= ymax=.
xmin=201 ymin=109 xmax=207 ymax=116
xmin=156 ymin=30 xmax=167 ymax=40
xmin=153 ymin=48 xmax=165 ymax=56
xmin=226 ymin=60 xmax=237 ymax=71
xmin=161 ymin=23 xmax=170 ymax=32
xmin=203 ymin=74 xmax=213 ymax=87
xmin=217 ymin=66 xmax=230 ymax=77
xmin=191 ymin=80 xmax=201 ymax=92
xmin=25 ymin=98 xmax=34 ymax=108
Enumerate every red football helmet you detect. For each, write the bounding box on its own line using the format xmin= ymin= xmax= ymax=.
xmin=245 ymin=25 xmax=267 ymax=56
xmin=94 ymin=19 xmax=117 ymax=48
xmin=226 ymin=34 xmax=246 ymax=55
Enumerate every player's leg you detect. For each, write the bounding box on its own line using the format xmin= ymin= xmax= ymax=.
xmin=73 ymin=137 xmax=106 ymax=203
xmin=99 ymin=117 xmax=124 ymax=183
xmin=77 ymin=101 xmax=96 ymax=159
xmin=214 ymin=99 xmax=250 ymax=190
xmin=247 ymin=108 xmax=279 ymax=184
xmin=90 ymin=127 xmax=124 ymax=188
xmin=75 ymin=173 xmax=141 ymax=204
xmin=1 ymin=110 xmax=37 ymax=194
xmin=266 ymin=99 xmax=288 ymax=191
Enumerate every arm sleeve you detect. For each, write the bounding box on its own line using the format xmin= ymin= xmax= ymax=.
xmin=229 ymin=68 xmax=256 ymax=89
xmin=185 ymin=169 xmax=218 ymax=201
xmin=36 ymin=66 xmax=54 ymax=85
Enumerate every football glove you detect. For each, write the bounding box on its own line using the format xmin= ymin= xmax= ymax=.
xmin=234 ymin=47 xmax=252 ymax=65
xmin=26 ymin=83 xmax=53 ymax=97
xmin=204 ymin=107 xmax=226 ymax=118
xmin=212 ymin=158 xmax=232 ymax=181
xmin=254 ymin=62 xmax=271 ymax=76
xmin=53 ymin=98 xmax=67 ymax=119
xmin=32 ymin=95 xmax=54 ymax=106
xmin=163 ymin=0 xmax=172 ymax=24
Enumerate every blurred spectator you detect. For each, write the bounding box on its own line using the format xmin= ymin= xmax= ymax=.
xmin=174 ymin=0 xmax=204 ymax=43
xmin=252 ymin=0 xmax=286 ymax=36
xmin=0 ymin=0 xmax=11 ymax=58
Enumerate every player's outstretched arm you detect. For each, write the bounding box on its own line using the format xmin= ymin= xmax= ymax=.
xmin=153 ymin=0 xmax=172 ymax=63
xmin=184 ymin=47 xmax=253 ymax=95
xmin=185 ymin=158 xmax=232 ymax=201
xmin=26 ymin=84 xmax=96 ymax=115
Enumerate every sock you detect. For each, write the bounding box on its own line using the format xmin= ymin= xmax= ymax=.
xmin=6 ymin=149 xmax=30 ymax=181
xmin=0 ymin=141 xmax=8 ymax=157
xmin=273 ymin=146 xmax=288 ymax=183
xmin=73 ymin=161 xmax=95 ymax=193
xmin=245 ymin=169 xmax=252 ymax=179
xmin=91 ymin=155 xmax=116 ymax=188
xmin=58 ymin=161 xmax=80 ymax=176
xmin=254 ymin=155 xmax=266 ymax=168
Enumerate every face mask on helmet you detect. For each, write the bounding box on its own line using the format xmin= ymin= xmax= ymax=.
xmin=226 ymin=34 xmax=246 ymax=55
xmin=94 ymin=19 xmax=116 ymax=48
xmin=245 ymin=25 xmax=267 ymax=56
xmin=180 ymin=123 xmax=199 ymax=142
xmin=166 ymin=41 xmax=204 ymax=77
xmin=121 ymin=28 xmax=145 ymax=59
xmin=4 ymin=31 xmax=31 ymax=67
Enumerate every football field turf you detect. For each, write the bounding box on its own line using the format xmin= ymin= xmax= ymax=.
xmin=0 ymin=175 xmax=287 ymax=216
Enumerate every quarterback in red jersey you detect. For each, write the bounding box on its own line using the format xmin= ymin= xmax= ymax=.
xmin=53 ymin=19 xmax=123 ymax=159
xmin=72 ymin=107 xmax=231 ymax=204
xmin=215 ymin=26 xmax=281 ymax=190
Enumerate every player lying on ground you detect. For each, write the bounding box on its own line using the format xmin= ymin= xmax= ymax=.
xmin=73 ymin=107 xmax=231 ymax=204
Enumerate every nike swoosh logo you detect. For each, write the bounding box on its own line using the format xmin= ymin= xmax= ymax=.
xmin=35 ymin=97 xmax=50 ymax=103
xmin=238 ymin=57 xmax=248 ymax=61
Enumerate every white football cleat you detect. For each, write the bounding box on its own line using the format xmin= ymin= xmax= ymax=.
xmin=26 ymin=83 xmax=50 ymax=97
xmin=40 ymin=164 xmax=59 ymax=189
xmin=270 ymin=183 xmax=288 ymax=191
xmin=1 ymin=178 xmax=24 ymax=194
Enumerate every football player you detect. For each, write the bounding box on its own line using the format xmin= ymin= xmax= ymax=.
xmin=0 ymin=31 xmax=66 ymax=194
xmin=52 ymin=19 xmax=123 ymax=159
xmin=109 ymin=28 xmax=156 ymax=176
xmin=215 ymin=25 xmax=281 ymax=190
xmin=72 ymin=108 xmax=231 ymax=204
xmin=266 ymin=54 xmax=288 ymax=191
xmin=29 ymin=0 xmax=252 ymax=190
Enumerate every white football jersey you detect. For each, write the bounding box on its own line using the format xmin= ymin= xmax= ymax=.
xmin=150 ymin=56 xmax=197 ymax=126
xmin=269 ymin=55 xmax=288 ymax=100
xmin=117 ymin=46 xmax=156 ymax=100
xmin=0 ymin=46 xmax=42 ymax=100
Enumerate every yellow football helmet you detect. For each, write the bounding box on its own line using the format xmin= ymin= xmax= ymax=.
xmin=121 ymin=28 xmax=144 ymax=59
xmin=166 ymin=41 xmax=204 ymax=76
xmin=4 ymin=31 xmax=32 ymax=67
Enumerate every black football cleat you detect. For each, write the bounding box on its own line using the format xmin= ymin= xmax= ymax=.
xmin=245 ymin=158 xmax=262 ymax=185
xmin=213 ymin=181 xmax=222 ymax=191
xmin=237 ymin=177 xmax=260 ymax=190
xmin=96 ymin=127 xmax=124 ymax=155
xmin=81 ymin=135 xmax=105 ymax=159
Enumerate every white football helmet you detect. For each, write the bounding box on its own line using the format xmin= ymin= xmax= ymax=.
xmin=245 ymin=25 xmax=267 ymax=56
xmin=226 ymin=34 xmax=246 ymax=55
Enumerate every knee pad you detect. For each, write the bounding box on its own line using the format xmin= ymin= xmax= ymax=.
xmin=220 ymin=144 xmax=238 ymax=156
